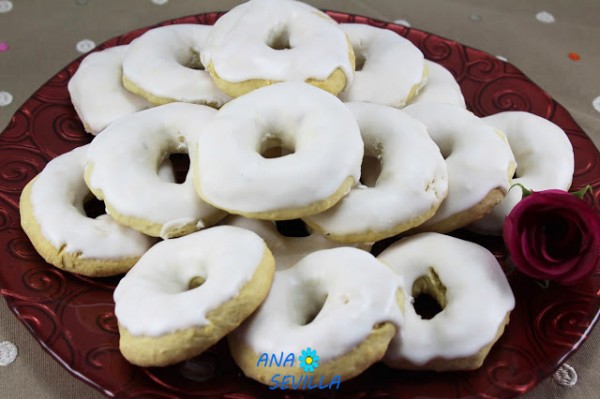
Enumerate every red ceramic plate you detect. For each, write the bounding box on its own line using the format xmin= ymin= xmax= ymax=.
xmin=1 ymin=11 xmax=599 ymax=399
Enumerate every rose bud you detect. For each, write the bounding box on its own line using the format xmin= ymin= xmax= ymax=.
xmin=503 ymin=188 xmax=600 ymax=285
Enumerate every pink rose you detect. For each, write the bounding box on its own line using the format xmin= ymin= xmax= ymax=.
xmin=503 ymin=188 xmax=600 ymax=285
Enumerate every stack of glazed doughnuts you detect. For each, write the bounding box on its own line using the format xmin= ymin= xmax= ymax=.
xmin=19 ymin=0 xmax=576 ymax=387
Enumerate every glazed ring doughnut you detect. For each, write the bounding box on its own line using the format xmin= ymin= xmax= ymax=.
xmin=221 ymin=215 xmax=371 ymax=270
xmin=194 ymin=82 xmax=363 ymax=220
xmin=68 ymin=45 xmax=152 ymax=135
xmin=201 ymin=0 xmax=355 ymax=97
xmin=403 ymin=102 xmax=516 ymax=233
xmin=470 ymin=111 xmax=574 ymax=235
xmin=303 ymin=102 xmax=448 ymax=243
xmin=228 ymin=247 xmax=404 ymax=386
xmin=378 ymin=232 xmax=515 ymax=371
xmin=114 ymin=226 xmax=275 ymax=367
xmin=408 ymin=60 xmax=466 ymax=108
xmin=338 ymin=23 xmax=427 ymax=107
xmin=20 ymin=145 xmax=156 ymax=277
xmin=85 ymin=102 xmax=225 ymax=239
xmin=122 ymin=24 xmax=231 ymax=107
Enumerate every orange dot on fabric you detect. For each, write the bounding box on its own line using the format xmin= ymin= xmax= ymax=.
xmin=568 ymin=52 xmax=581 ymax=61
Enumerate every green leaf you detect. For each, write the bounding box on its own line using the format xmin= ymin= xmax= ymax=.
xmin=571 ymin=185 xmax=593 ymax=200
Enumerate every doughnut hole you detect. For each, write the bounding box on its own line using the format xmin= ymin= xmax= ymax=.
xmin=188 ymin=275 xmax=206 ymax=290
xmin=411 ymin=268 xmax=447 ymax=320
xmin=259 ymin=135 xmax=295 ymax=159
xmin=182 ymin=50 xmax=205 ymax=71
xmin=83 ymin=195 xmax=107 ymax=219
xmin=266 ymin=27 xmax=292 ymax=50
xmin=275 ymin=219 xmax=311 ymax=237
xmin=360 ymin=154 xmax=382 ymax=187
xmin=436 ymin=139 xmax=453 ymax=160
xmin=300 ymin=292 xmax=328 ymax=326
xmin=354 ymin=50 xmax=366 ymax=71
xmin=360 ymin=143 xmax=383 ymax=187
xmin=158 ymin=153 xmax=190 ymax=184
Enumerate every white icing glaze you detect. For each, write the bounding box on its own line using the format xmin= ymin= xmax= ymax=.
xmin=201 ymin=0 xmax=353 ymax=86
xmin=122 ymin=24 xmax=231 ymax=106
xmin=220 ymin=215 xmax=370 ymax=270
xmin=338 ymin=23 xmax=425 ymax=107
xmin=470 ymin=111 xmax=574 ymax=235
xmin=378 ymin=232 xmax=514 ymax=366
xmin=403 ymin=102 xmax=516 ymax=227
xmin=28 ymin=145 xmax=155 ymax=259
xmin=231 ymin=247 xmax=404 ymax=362
xmin=85 ymin=102 xmax=224 ymax=238
xmin=195 ymin=82 xmax=363 ymax=215
xmin=408 ymin=60 xmax=466 ymax=108
xmin=114 ymin=226 xmax=267 ymax=336
xmin=304 ymin=102 xmax=448 ymax=240
xmin=68 ymin=46 xmax=152 ymax=135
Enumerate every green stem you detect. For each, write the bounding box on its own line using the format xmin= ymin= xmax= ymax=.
xmin=509 ymin=183 xmax=533 ymax=198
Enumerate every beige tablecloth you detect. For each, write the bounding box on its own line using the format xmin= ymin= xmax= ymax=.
xmin=1 ymin=1 xmax=599 ymax=398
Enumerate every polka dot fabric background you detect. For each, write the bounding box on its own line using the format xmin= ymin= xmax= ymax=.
xmin=0 ymin=1 xmax=598 ymax=398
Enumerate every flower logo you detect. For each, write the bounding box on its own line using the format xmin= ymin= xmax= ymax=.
xmin=298 ymin=347 xmax=319 ymax=373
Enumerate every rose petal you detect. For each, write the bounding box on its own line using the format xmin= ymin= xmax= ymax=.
xmin=557 ymin=223 xmax=600 ymax=285
xmin=521 ymin=233 xmax=575 ymax=277
xmin=528 ymin=216 xmax=583 ymax=276
xmin=540 ymin=215 xmax=582 ymax=261
xmin=557 ymin=251 xmax=598 ymax=285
